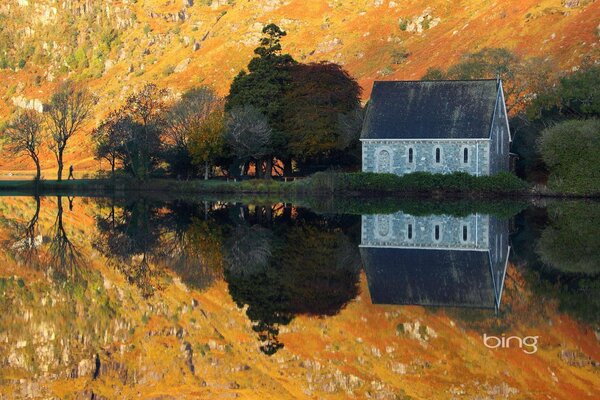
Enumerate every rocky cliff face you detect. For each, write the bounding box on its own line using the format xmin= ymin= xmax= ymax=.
xmin=0 ymin=0 xmax=599 ymax=171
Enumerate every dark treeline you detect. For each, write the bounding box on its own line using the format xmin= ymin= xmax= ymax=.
xmin=2 ymin=24 xmax=362 ymax=183
xmin=91 ymin=24 xmax=363 ymax=182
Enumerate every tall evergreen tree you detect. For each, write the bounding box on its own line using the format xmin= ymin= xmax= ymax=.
xmin=226 ymin=24 xmax=296 ymax=177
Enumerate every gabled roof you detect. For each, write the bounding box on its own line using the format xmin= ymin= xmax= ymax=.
xmin=360 ymin=247 xmax=498 ymax=309
xmin=361 ymin=80 xmax=499 ymax=140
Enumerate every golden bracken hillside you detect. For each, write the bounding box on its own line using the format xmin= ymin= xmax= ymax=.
xmin=1 ymin=0 xmax=599 ymax=173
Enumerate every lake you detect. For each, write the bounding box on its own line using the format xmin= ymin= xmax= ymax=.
xmin=0 ymin=195 xmax=598 ymax=399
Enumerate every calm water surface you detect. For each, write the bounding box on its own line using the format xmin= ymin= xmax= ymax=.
xmin=0 ymin=196 xmax=598 ymax=399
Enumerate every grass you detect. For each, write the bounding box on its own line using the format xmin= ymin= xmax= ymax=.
xmin=0 ymin=171 xmax=529 ymax=197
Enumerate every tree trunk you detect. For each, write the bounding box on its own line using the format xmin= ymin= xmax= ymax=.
xmin=264 ymin=157 xmax=272 ymax=180
xmin=283 ymin=157 xmax=293 ymax=177
xmin=32 ymin=153 xmax=41 ymax=181
xmin=204 ymin=160 xmax=209 ymax=180
xmin=56 ymin=150 xmax=64 ymax=181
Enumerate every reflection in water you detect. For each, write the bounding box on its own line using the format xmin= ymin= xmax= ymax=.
xmin=537 ymin=202 xmax=600 ymax=275
xmin=511 ymin=202 xmax=600 ymax=329
xmin=92 ymin=199 xmax=361 ymax=354
xmin=93 ymin=198 xmax=223 ymax=297
xmin=0 ymin=196 xmax=599 ymax=398
xmin=7 ymin=195 xmax=42 ymax=268
xmin=49 ymin=196 xmax=83 ymax=282
xmin=360 ymin=212 xmax=509 ymax=311
xmin=223 ymin=205 xmax=361 ymax=355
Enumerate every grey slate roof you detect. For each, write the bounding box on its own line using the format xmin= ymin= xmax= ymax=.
xmin=361 ymin=80 xmax=499 ymax=140
xmin=360 ymin=247 xmax=498 ymax=309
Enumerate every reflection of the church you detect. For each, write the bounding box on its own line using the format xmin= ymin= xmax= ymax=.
xmin=360 ymin=213 xmax=510 ymax=311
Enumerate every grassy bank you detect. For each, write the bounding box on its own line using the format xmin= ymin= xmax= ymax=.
xmin=0 ymin=171 xmax=530 ymax=197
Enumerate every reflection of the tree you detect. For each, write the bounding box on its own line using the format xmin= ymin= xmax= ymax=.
xmin=3 ymin=195 xmax=42 ymax=268
xmin=49 ymin=196 xmax=83 ymax=282
xmin=223 ymin=205 xmax=361 ymax=355
xmin=1 ymin=196 xmax=84 ymax=282
xmin=93 ymin=197 xmax=224 ymax=297
xmin=511 ymin=202 xmax=600 ymax=329
xmin=537 ymin=202 xmax=600 ymax=275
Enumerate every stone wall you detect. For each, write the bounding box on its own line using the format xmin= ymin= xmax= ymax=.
xmin=360 ymin=212 xmax=491 ymax=250
xmin=361 ymin=139 xmax=490 ymax=176
xmin=489 ymin=86 xmax=511 ymax=174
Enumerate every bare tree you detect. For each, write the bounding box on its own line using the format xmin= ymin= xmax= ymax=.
xmin=164 ymin=87 xmax=222 ymax=178
xmin=4 ymin=110 xmax=45 ymax=180
xmin=47 ymin=81 xmax=97 ymax=181
xmin=124 ymin=84 xmax=169 ymax=180
xmin=225 ymin=106 xmax=272 ymax=177
xmin=165 ymin=86 xmax=221 ymax=149
xmin=92 ymin=109 xmax=129 ymax=180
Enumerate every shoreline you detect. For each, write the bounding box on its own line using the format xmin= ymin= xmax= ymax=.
xmin=0 ymin=173 xmax=598 ymax=200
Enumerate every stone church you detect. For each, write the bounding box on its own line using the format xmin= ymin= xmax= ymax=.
xmin=360 ymin=79 xmax=511 ymax=176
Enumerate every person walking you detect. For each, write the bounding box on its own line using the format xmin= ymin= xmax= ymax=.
xmin=68 ymin=164 xmax=75 ymax=180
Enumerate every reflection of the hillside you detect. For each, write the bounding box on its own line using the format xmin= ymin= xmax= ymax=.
xmin=360 ymin=212 xmax=510 ymax=312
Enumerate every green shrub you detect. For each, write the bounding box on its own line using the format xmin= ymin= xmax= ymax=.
xmin=538 ymin=119 xmax=600 ymax=195
xmin=307 ymin=171 xmax=527 ymax=195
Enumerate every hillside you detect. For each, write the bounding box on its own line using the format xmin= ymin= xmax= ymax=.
xmin=1 ymin=0 xmax=599 ymax=175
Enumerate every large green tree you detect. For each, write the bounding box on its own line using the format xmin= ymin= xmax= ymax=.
xmin=226 ymin=24 xmax=296 ymax=177
xmin=527 ymin=63 xmax=600 ymax=121
xmin=282 ymin=62 xmax=362 ymax=167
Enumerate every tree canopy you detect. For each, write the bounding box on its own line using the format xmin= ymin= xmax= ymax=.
xmin=537 ymin=119 xmax=600 ymax=195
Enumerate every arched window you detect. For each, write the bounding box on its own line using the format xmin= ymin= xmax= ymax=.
xmin=408 ymin=147 xmax=414 ymax=164
xmin=462 ymin=225 xmax=468 ymax=241
xmin=435 ymin=147 xmax=441 ymax=164
xmin=377 ymin=149 xmax=391 ymax=173
xmin=377 ymin=215 xmax=391 ymax=237
xmin=434 ymin=224 xmax=441 ymax=241
xmin=407 ymin=223 xmax=413 ymax=240
xmin=463 ymin=147 xmax=469 ymax=164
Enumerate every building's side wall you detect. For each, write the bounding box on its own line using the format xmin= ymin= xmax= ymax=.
xmin=361 ymin=212 xmax=490 ymax=251
xmin=487 ymin=216 xmax=510 ymax=303
xmin=488 ymin=87 xmax=511 ymax=174
xmin=362 ymin=140 xmax=490 ymax=176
